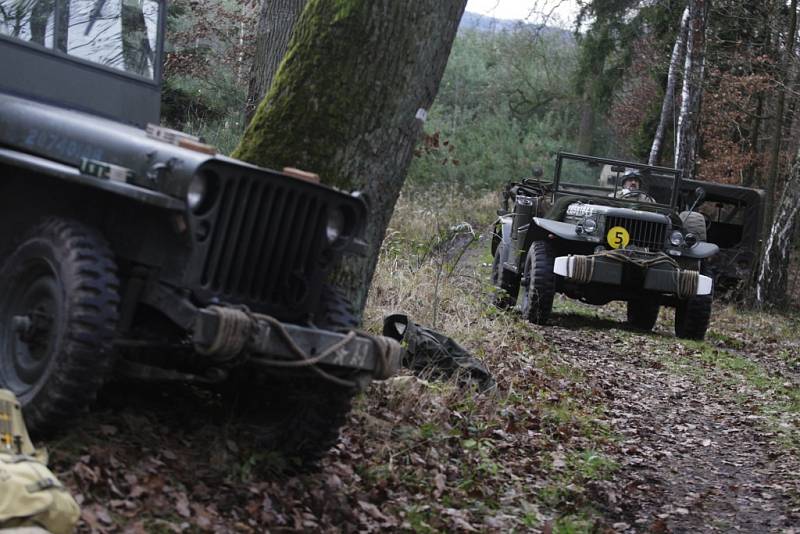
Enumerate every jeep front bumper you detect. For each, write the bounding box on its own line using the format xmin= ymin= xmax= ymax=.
xmin=553 ymin=252 xmax=713 ymax=296
xmin=192 ymin=306 xmax=402 ymax=380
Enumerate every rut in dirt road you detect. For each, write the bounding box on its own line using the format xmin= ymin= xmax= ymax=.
xmin=546 ymin=308 xmax=800 ymax=533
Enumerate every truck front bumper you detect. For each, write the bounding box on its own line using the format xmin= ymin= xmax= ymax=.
xmin=553 ymin=251 xmax=713 ymax=296
xmin=192 ymin=306 xmax=402 ymax=380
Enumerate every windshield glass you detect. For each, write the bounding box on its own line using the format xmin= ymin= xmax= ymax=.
xmin=0 ymin=0 xmax=161 ymax=79
xmin=555 ymin=154 xmax=680 ymax=208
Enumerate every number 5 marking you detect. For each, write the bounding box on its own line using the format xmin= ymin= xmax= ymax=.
xmin=606 ymin=226 xmax=630 ymax=249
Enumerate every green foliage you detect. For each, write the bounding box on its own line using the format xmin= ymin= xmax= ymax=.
xmin=162 ymin=0 xmax=254 ymax=143
xmin=407 ymin=28 xmax=579 ymax=189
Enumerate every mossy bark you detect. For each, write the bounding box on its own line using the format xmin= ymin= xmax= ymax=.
xmin=233 ymin=0 xmax=466 ymax=316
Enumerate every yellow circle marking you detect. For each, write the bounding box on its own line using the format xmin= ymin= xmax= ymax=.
xmin=607 ymin=226 xmax=630 ymax=249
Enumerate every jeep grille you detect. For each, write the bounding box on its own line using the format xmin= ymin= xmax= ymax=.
xmin=199 ymin=176 xmax=327 ymax=307
xmin=606 ymin=215 xmax=668 ymax=250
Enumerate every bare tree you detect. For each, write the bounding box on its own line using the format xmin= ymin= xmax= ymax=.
xmin=674 ymin=0 xmax=709 ymax=179
xmin=244 ymin=0 xmax=308 ymax=123
xmin=234 ymin=0 xmax=467 ymax=315
xmin=649 ymin=6 xmax=689 ymax=166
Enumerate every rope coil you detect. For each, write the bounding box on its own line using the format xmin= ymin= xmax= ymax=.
xmin=196 ymin=306 xmax=400 ymax=388
xmin=571 ymin=255 xmax=596 ymax=283
xmin=675 ymin=269 xmax=699 ymax=299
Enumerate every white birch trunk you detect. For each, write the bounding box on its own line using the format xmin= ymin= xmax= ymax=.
xmin=649 ymin=6 xmax=689 ymax=166
xmin=674 ymin=0 xmax=708 ymax=179
xmin=756 ymin=151 xmax=800 ymax=307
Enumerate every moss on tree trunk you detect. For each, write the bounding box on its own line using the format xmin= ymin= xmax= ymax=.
xmin=233 ymin=0 xmax=466 ymax=316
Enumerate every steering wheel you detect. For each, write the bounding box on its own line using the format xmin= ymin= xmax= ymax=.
xmin=620 ymin=190 xmax=656 ymax=203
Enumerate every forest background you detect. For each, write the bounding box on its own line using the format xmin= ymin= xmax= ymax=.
xmin=163 ymin=0 xmax=800 ymax=306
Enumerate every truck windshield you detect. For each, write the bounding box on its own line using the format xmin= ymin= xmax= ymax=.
xmin=555 ymin=154 xmax=681 ymax=208
xmin=0 ymin=0 xmax=161 ymax=79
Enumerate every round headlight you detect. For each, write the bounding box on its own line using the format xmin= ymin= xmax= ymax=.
xmin=187 ymin=174 xmax=207 ymax=211
xmin=670 ymin=230 xmax=685 ymax=247
xmin=326 ymin=207 xmax=345 ymax=243
xmin=582 ymin=217 xmax=597 ymax=234
xmin=684 ymin=233 xmax=698 ymax=247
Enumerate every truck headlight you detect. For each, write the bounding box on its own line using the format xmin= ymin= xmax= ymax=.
xmin=582 ymin=217 xmax=597 ymax=234
xmin=187 ymin=174 xmax=207 ymax=211
xmin=670 ymin=230 xmax=684 ymax=246
xmin=684 ymin=233 xmax=698 ymax=247
xmin=326 ymin=207 xmax=345 ymax=243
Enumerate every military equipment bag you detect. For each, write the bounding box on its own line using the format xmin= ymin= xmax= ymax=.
xmin=382 ymin=314 xmax=496 ymax=392
xmin=0 ymin=390 xmax=80 ymax=534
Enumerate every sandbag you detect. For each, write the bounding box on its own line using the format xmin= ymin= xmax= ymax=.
xmin=0 ymin=390 xmax=79 ymax=534
xmin=383 ymin=314 xmax=495 ymax=392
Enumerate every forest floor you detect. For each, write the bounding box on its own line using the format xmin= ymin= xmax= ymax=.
xmin=43 ymin=189 xmax=800 ymax=533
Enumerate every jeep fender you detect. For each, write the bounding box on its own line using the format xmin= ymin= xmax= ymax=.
xmin=674 ymin=241 xmax=719 ymax=260
xmin=532 ymin=217 xmax=582 ymax=241
xmin=0 ymin=146 xmax=185 ymax=211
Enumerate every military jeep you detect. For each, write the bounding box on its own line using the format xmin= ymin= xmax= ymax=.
xmin=0 ymin=0 xmax=400 ymax=465
xmin=491 ymin=152 xmax=720 ymax=339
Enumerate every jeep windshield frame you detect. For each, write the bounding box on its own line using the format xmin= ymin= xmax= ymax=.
xmin=553 ymin=152 xmax=683 ymax=210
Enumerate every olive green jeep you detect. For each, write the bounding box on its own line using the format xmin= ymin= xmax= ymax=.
xmin=0 ymin=0 xmax=400 ymax=467
xmin=491 ymin=152 xmax=721 ymax=339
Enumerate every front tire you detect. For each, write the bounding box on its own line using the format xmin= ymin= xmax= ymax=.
xmin=674 ymin=294 xmax=712 ymax=340
xmin=627 ymin=299 xmax=660 ymax=331
xmin=491 ymin=245 xmax=520 ymax=309
xmin=0 ymin=218 xmax=119 ymax=434
xmin=520 ymin=241 xmax=555 ymax=325
xmin=233 ymin=285 xmax=360 ymax=471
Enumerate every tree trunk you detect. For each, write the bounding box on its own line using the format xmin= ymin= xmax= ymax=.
xmin=765 ymin=0 xmax=798 ymax=224
xmin=674 ymin=0 xmax=708 ymax=179
xmin=234 ymin=0 xmax=467 ymax=315
xmin=244 ymin=0 xmax=308 ymax=124
xmin=649 ymin=6 xmax=689 ymax=166
xmin=756 ymin=149 xmax=800 ymax=307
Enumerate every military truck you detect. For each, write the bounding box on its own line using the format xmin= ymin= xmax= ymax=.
xmin=491 ymin=152 xmax=721 ymax=339
xmin=0 ymin=0 xmax=401 ymax=466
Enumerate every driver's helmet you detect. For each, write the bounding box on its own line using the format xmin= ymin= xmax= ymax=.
xmin=618 ymin=170 xmax=644 ymax=190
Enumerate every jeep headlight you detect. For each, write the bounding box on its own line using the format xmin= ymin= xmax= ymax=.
xmin=670 ymin=230 xmax=684 ymax=247
xmin=326 ymin=207 xmax=345 ymax=243
xmin=582 ymin=217 xmax=598 ymax=234
xmin=684 ymin=233 xmax=698 ymax=247
xmin=187 ymin=174 xmax=207 ymax=211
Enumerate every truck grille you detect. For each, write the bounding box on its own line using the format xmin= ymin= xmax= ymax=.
xmin=606 ymin=215 xmax=668 ymax=250
xmin=199 ymin=176 xmax=327 ymax=306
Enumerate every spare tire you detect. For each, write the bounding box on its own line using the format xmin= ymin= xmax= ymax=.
xmin=679 ymin=211 xmax=707 ymax=242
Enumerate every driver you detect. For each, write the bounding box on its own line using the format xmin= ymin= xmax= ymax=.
xmin=611 ymin=170 xmax=654 ymax=202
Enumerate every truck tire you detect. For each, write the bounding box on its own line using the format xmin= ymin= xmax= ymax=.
xmin=679 ymin=211 xmax=707 ymax=242
xmin=0 ymin=218 xmax=119 ymax=434
xmin=491 ymin=245 xmax=520 ymax=309
xmin=627 ymin=299 xmax=660 ymax=331
xmin=674 ymin=294 xmax=712 ymax=340
xmin=235 ymin=285 xmax=359 ymax=471
xmin=520 ymin=241 xmax=555 ymax=325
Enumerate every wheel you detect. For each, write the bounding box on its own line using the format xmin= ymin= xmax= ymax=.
xmin=520 ymin=241 xmax=555 ymax=325
xmin=491 ymin=245 xmax=520 ymax=309
xmin=232 ymin=285 xmax=360 ymax=471
xmin=0 ymin=218 xmax=119 ymax=434
xmin=674 ymin=293 xmax=712 ymax=340
xmin=627 ymin=299 xmax=660 ymax=331
xmin=679 ymin=211 xmax=707 ymax=241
